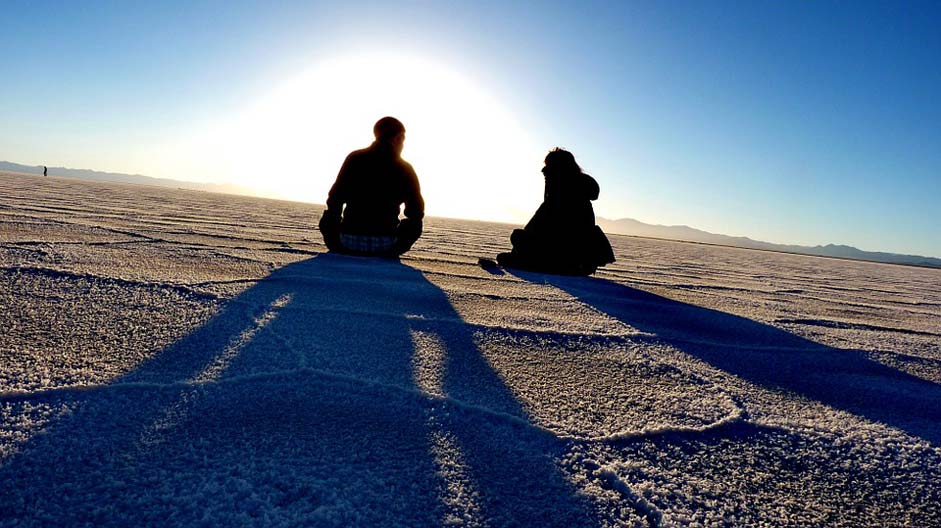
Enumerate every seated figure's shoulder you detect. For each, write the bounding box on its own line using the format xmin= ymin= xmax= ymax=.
xmin=346 ymin=147 xmax=371 ymax=162
xmin=398 ymin=158 xmax=417 ymax=175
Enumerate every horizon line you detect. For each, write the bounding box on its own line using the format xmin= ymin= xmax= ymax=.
xmin=1 ymin=162 xmax=938 ymax=262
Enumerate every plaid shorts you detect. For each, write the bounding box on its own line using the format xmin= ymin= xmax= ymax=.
xmin=340 ymin=234 xmax=396 ymax=255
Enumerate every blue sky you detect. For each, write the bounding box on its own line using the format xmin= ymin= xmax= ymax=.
xmin=2 ymin=1 xmax=939 ymax=257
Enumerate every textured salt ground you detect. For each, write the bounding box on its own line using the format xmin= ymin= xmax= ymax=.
xmin=2 ymin=172 xmax=941 ymax=526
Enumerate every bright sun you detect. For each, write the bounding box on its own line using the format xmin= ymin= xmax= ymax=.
xmin=169 ymin=53 xmax=546 ymax=224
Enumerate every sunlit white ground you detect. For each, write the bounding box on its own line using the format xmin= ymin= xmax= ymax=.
xmin=1 ymin=172 xmax=940 ymax=527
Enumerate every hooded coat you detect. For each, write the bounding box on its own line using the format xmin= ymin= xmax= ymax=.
xmin=503 ymin=170 xmax=615 ymax=274
xmin=525 ymin=171 xmax=599 ymax=236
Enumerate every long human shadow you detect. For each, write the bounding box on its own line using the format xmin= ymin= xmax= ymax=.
xmin=0 ymin=254 xmax=598 ymax=526
xmin=245 ymin=255 xmax=599 ymax=525
xmin=514 ymin=271 xmax=941 ymax=446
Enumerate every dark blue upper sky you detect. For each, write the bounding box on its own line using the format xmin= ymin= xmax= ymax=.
xmin=2 ymin=1 xmax=939 ymax=256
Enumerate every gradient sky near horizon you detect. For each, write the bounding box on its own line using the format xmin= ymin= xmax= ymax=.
xmin=2 ymin=1 xmax=939 ymax=257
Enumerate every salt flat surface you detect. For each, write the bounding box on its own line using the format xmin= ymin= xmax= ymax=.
xmin=1 ymin=172 xmax=940 ymax=527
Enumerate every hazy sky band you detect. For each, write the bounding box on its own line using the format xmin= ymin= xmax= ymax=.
xmin=2 ymin=1 xmax=939 ymax=257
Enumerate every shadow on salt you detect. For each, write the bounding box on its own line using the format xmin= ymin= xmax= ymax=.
xmin=0 ymin=254 xmax=601 ymax=526
xmin=515 ymin=271 xmax=941 ymax=446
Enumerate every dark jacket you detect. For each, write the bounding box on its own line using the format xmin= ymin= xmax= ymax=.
xmin=524 ymin=172 xmax=599 ymax=237
xmin=323 ymin=142 xmax=424 ymax=236
xmin=502 ymin=171 xmax=614 ymax=275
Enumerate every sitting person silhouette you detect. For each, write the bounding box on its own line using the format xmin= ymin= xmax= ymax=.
xmin=319 ymin=116 xmax=424 ymax=256
xmin=496 ymin=148 xmax=615 ymax=275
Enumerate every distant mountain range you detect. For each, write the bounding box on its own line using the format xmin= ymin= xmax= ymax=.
xmin=0 ymin=161 xmax=259 ymax=197
xmin=3 ymin=160 xmax=937 ymax=269
xmin=598 ymin=217 xmax=941 ymax=269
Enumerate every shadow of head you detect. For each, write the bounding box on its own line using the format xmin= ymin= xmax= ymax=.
xmin=0 ymin=254 xmax=599 ymax=526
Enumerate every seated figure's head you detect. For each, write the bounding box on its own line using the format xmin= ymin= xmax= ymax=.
xmin=543 ymin=147 xmax=581 ymax=177
xmin=374 ymin=116 xmax=406 ymax=155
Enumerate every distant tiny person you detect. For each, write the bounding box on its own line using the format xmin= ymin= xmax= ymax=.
xmin=319 ymin=117 xmax=424 ymax=256
xmin=43 ymin=166 xmax=47 ymax=177
xmin=496 ymin=148 xmax=615 ymax=275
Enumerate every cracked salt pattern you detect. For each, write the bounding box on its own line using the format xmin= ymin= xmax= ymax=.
xmin=1 ymin=172 xmax=940 ymax=526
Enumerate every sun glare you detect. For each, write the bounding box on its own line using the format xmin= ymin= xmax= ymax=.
xmin=168 ymin=53 xmax=545 ymax=224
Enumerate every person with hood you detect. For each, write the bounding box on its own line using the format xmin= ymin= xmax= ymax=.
xmin=319 ymin=116 xmax=424 ymax=256
xmin=495 ymin=148 xmax=615 ymax=275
